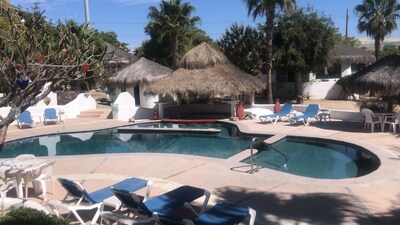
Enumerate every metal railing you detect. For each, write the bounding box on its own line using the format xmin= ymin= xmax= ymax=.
xmin=230 ymin=137 xmax=288 ymax=174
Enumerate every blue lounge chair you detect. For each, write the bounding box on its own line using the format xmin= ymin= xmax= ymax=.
xmin=43 ymin=108 xmax=59 ymax=125
xmin=102 ymin=201 xmax=256 ymax=225
xmin=47 ymin=177 xmax=152 ymax=225
xmin=259 ymin=103 xmax=293 ymax=124
xmin=183 ymin=202 xmax=256 ymax=225
xmin=101 ymin=185 xmax=210 ymax=224
xmin=17 ymin=110 xmax=35 ymax=129
xmin=290 ymin=104 xmax=320 ymax=125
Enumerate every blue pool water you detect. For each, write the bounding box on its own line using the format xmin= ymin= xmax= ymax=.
xmin=0 ymin=123 xmax=252 ymax=159
xmin=243 ymin=137 xmax=380 ymax=179
xmin=0 ymin=123 xmax=380 ymax=179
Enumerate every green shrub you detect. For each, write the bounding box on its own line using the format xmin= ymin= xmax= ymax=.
xmin=0 ymin=207 xmax=69 ymax=225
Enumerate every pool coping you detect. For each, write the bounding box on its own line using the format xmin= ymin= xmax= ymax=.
xmin=4 ymin=117 xmax=400 ymax=224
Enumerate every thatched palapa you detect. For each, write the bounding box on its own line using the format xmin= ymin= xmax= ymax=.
xmin=145 ymin=42 xmax=264 ymax=99
xmin=108 ymin=57 xmax=172 ymax=86
xmin=348 ymin=55 xmax=400 ymax=96
xmin=105 ymin=44 xmax=137 ymax=64
xmin=333 ymin=44 xmax=375 ymax=64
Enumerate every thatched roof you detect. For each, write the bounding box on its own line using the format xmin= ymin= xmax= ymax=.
xmin=145 ymin=42 xmax=264 ymax=98
xmin=348 ymin=55 xmax=400 ymax=96
xmin=105 ymin=44 xmax=137 ymax=64
xmin=108 ymin=57 xmax=172 ymax=86
xmin=333 ymin=43 xmax=375 ymax=64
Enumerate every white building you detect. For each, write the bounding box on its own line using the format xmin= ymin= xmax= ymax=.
xmin=266 ymin=43 xmax=375 ymax=100
xmin=108 ymin=57 xmax=172 ymax=109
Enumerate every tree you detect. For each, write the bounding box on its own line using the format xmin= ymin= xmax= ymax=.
xmin=342 ymin=36 xmax=362 ymax=47
xmin=218 ymin=23 xmax=265 ymax=75
xmin=243 ymin=0 xmax=296 ymax=104
xmin=273 ymin=7 xmax=340 ymax=97
xmin=0 ymin=8 xmax=107 ymax=146
xmin=354 ymin=0 xmax=400 ymax=60
xmin=97 ymin=31 xmax=129 ymax=51
xmin=144 ymin=0 xmax=200 ymax=69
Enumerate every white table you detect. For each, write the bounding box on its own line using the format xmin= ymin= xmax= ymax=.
xmin=317 ymin=109 xmax=331 ymax=124
xmin=374 ymin=112 xmax=396 ymax=131
xmin=0 ymin=159 xmax=47 ymax=198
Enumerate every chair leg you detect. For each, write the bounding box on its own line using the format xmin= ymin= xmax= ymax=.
xmin=50 ymin=178 xmax=55 ymax=195
xmin=71 ymin=210 xmax=86 ymax=225
xmin=40 ymin=180 xmax=47 ymax=201
xmin=25 ymin=180 xmax=29 ymax=198
xmin=91 ymin=203 xmax=104 ymax=225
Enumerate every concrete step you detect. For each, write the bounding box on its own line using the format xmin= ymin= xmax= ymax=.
xmin=77 ymin=114 xmax=102 ymax=118
xmin=77 ymin=108 xmax=111 ymax=119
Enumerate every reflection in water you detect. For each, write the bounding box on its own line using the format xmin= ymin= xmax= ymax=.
xmin=0 ymin=124 xmax=251 ymax=160
xmin=39 ymin=136 xmax=60 ymax=156
xmin=68 ymin=132 xmax=94 ymax=141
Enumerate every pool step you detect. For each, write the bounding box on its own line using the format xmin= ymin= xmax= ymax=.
xmin=77 ymin=108 xmax=111 ymax=119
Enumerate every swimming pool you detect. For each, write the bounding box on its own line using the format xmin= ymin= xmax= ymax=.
xmin=0 ymin=123 xmax=253 ymax=159
xmin=1 ymin=122 xmax=380 ymax=179
xmin=242 ymin=137 xmax=380 ymax=179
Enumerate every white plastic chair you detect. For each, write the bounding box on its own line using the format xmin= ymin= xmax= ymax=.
xmin=15 ymin=154 xmax=36 ymax=161
xmin=32 ymin=160 xmax=56 ymax=199
xmin=0 ymin=169 xmax=18 ymax=201
xmin=383 ymin=112 xmax=400 ymax=133
xmin=361 ymin=109 xmax=383 ymax=132
xmin=23 ymin=161 xmax=53 ymax=201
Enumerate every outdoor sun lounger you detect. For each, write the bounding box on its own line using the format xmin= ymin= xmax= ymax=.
xmin=290 ymin=104 xmax=320 ymax=125
xmin=180 ymin=201 xmax=256 ymax=225
xmin=101 ymin=185 xmax=210 ymax=224
xmin=47 ymin=177 xmax=152 ymax=225
xmin=259 ymin=103 xmax=292 ymax=124
xmin=43 ymin=108 xmax=59 ymax=125
xmin=17 ymin=110 xmax=35 ymax=129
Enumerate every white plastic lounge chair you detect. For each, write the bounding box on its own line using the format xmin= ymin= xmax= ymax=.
xmin=383 ymin=112 xmax=400 ymax=133
xmin=43 ymin=108 xmax=59 ymax=125
xmin=101 ymin=185 xmax=210 ymax=225
xmin=290 ymin=104 xmax=320 ymax=125
xmin=47 ymin=177 xmax=152 ymax=225
xmin=259 ymin=103 xmax=293 ymax=124
xmin=361 ymin=109 xmax=383 ymax=132
xmin=17 ymin=110 xmax=35 ymax=129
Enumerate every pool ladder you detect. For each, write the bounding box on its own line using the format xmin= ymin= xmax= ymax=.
xmin=231 ymin=137 xmax=288 ymax=174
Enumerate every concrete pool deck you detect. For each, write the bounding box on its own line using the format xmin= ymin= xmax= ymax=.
xmin=3 ymin=117 xmax=400 ymax=225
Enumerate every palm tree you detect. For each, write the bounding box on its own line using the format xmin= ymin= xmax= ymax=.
xmin=355 ymin=0 xmax=400 ymax=60
xmin=243 ymin=0 xmax=296 ymax=104
xmin=146 ymin=0 xmax=200 ymax=69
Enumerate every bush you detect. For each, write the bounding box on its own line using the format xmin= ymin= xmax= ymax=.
xmin=0 ymin=207 xmax=69 ymax=225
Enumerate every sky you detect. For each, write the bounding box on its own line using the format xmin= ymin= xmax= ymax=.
xmin=11 ymin=0 xmax=400 ymax=51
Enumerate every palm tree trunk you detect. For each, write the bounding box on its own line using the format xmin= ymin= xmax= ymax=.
xmin=374 ymin=36 xmax=381 ymax=61
xmin=170 ymin=30 xmax=179 ymax=70
xmin=0 ymin=125 xmax=8 ymax=149
xmin=265 ymin=6 xmax=275 ymax=104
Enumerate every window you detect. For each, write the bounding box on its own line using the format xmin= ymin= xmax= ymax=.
xmin=316 ymin=64 xmax=341 ymax=79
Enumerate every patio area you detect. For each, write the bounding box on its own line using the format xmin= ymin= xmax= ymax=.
xmin=3 ymin=116 xmax=400 ymax=225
